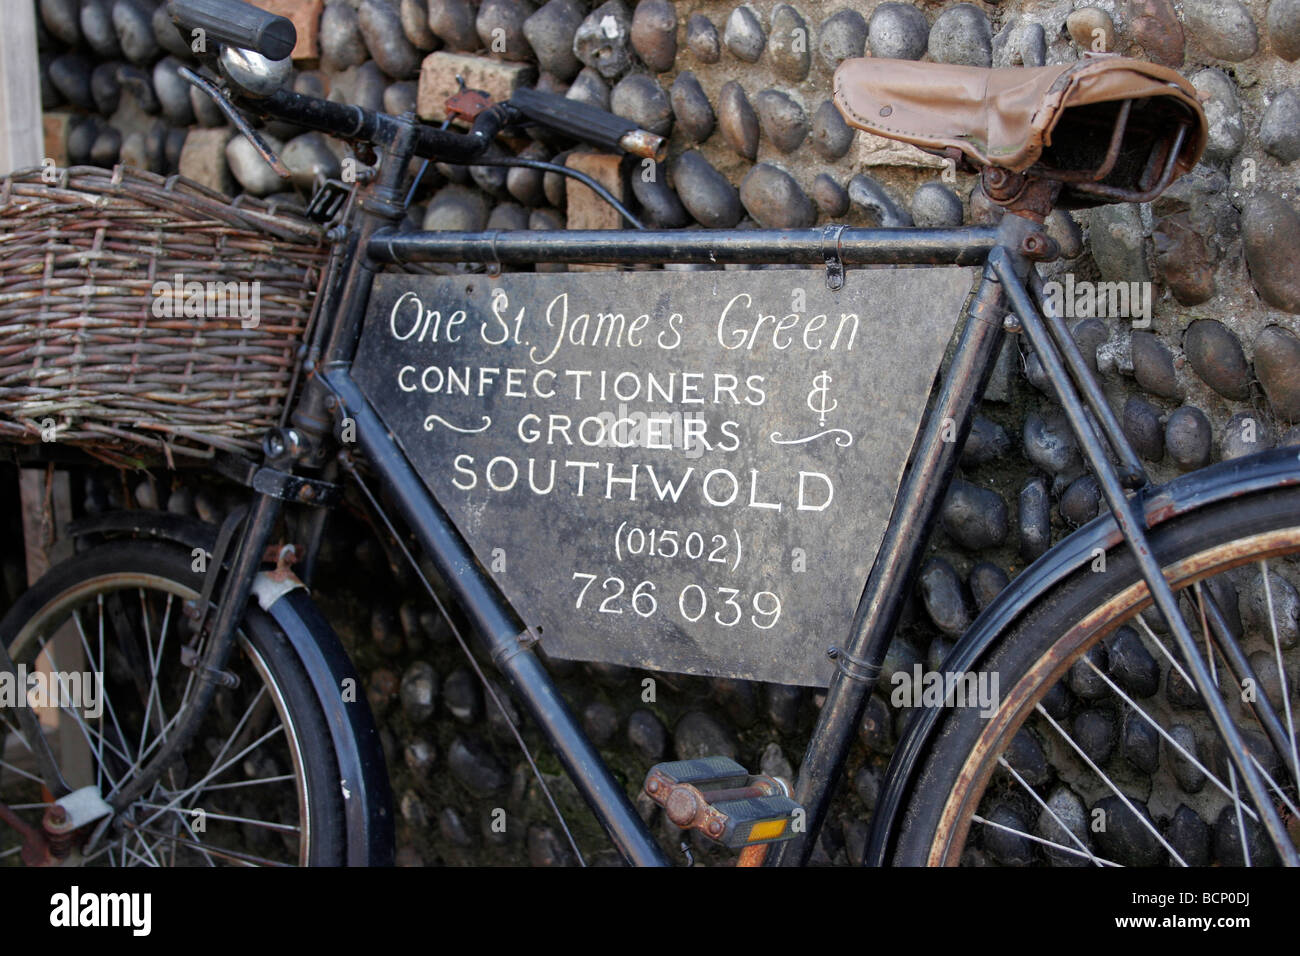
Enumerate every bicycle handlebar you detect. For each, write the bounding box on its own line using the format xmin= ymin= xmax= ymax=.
xmin=169 ymin=0 xmax=666 ymax=167
xmin=167 ymin=0 xmax=296 ymax=61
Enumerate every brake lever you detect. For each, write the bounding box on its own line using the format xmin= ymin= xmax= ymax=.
xmin=178 ymin=65 xmax=291 ymax=178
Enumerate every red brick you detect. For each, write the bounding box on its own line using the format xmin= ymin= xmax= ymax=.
xmin=41 ymin=111 xmax=78 ymax=167
xmin=417 ymin=52 xmax=536 ymax=122
xmin=565 ymin=151 xmax=626 ymax=231
xmin=257 ymin=0 xmax=323 ymax=61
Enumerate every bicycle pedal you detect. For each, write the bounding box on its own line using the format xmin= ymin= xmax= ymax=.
xmin=643 ymin=758 xmax=801 ymax=849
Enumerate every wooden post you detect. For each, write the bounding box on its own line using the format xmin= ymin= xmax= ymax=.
xmin=0 ymin=0 xmax=44 ymax=174
xmin=2 ymin=9 xmax=92 ymax=789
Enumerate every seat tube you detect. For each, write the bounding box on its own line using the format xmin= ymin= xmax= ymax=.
xmin=769 ymin=223 xmax=1030 ymax=865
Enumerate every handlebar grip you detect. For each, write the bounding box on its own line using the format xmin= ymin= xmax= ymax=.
xmin=167 ymin=0 xmax=296 ymax=61
xmin=509 ymin=88 xmax=667 ymax=161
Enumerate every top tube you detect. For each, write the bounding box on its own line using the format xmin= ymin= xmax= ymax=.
xmin=366 ymin=225 xmax=1001 ymax=269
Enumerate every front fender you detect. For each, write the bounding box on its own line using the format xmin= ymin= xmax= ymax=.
xmin=865 ymin=446 xmax=1300 ymax=865
xmin=66 ymin=509 xmax=395 ymax=866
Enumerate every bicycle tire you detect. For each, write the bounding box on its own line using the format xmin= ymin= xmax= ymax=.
xmin=894 ymin=483 xmax=1300 ymax=866
xmin=0 ymin=539 xmax=345 ymax=866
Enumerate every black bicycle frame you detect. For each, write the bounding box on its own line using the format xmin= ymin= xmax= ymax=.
xmin=285 ymin=151 xmax=1040 ymax=866
xmin=122 ymin=106 xmax=1296 ymax=866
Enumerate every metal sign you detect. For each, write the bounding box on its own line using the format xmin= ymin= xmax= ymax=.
xmin=353 ymin=267 xmax=976 ymax=686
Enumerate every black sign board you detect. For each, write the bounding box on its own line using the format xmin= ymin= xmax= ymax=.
xmin=353 ymin=267 xmax=976 ymax=686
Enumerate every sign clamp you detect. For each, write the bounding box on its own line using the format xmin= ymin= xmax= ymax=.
xmin=822 ymin=223 xmax=847 ymax=291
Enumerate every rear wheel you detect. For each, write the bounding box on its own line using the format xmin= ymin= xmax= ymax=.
xmin=0 ymin=539 xmax=345 ymax=866
xmin=895 ymin=485 xmax=1300 ymax=866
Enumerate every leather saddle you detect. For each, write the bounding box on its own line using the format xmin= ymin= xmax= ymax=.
xmin=834 ymin=55 xmax=1208 ymax=206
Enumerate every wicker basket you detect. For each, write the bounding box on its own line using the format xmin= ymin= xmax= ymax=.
xmin=0 ymin=165 xmax=329 ymax=462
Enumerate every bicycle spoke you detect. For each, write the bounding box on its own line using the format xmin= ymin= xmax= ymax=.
xmin=1035 ymin=703 xmax=1188 ymax=866
xmin=137 ymin=802 xmax=300 ymax=834
xmin=73 ymin=604 xmax=132 ymax=781
xmin=129 ymin=824 xmax=291 ymax=867
xmin=996 ymin=754 xmax=1109 ymax=866
xmin=1260 ymin=561 xmax=1300 ymax=791
xmin=1081 ymin=656 xmax=1259 ymax=823
xmin=1194 ymin=582 xmax=1300 ymax=788
xmin=198 ymin=774 xmax=296 ymax=792
xmin=971 ymin=813 xmax=1120 ymax=865
xmin=0 ymin=756 xmax=47 ymax=786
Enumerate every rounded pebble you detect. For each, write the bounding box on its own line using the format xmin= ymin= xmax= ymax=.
xmin=1243 ymin=194 xmax=1300 ymax=315
xmin=321 ymin=1 xmax=369 ymax=70
xmin=1067 ymin=7 xmax=1116 ymax=54
xmin=1024 ymin=409 xmax=1081 ymax=475
xmin=611 ymin=74 xmax=672 ymax=134
xmin=769 ymin=4 xmax=811 ymax=81
xmin=1270 ymin=0 xmax=1300 ymax=60
xmin=1192 ymin=69 xmax=1245 ymax=162
xmin=1222 ymin=412 xmax=1273 ymax=460
xmin=673 ymin=710 xmax=737 ymax=760
xmin=1259 ymin=88 xmax=1300 ymax=163
xmin=724 ymin=6 xmax=766 ymax=62
xmin=1019 ymin=476 xmax=1051 ymax=562
xmin=910 ymin=182 xmax=962 ymax=227
xmin=868 ymin=3 xmax=929 ymax=60
xmin=818 ymin=9 xmax=867 ymax=72
xmin=523 ymin=0 xmax=585 ymax=79
xmin=1184 ymin=318 xmax=1250 ymax=400
xmin=360 ymin=0 xmax=422 ymax=77
xmin=574 ymin=0 xmax=633 ymax=79
xmin=1182 ymin=0 xmax=1258 ymax=61
xmin=927 ymin=3 xmax=992 ymax=67
xmin=739 ymin=163 xmax=814 ymax=228
xmin=810 ymin=99 xmax=854 ymax=160
xmin=810 ymin=173 xmax=847 ymax=218
xmin=1165 ymin=405 xmax=1213 ymax=470
xmin=1122 ymin=396 xmax=1165 ymax=461
xmin=1060 ymin=475 xmax=1100 ymax=527
xmin=632 ymin=161 xmax=689 ymax=227
xmin=1255 ymin=325 xmax=1300 ymax=419
xmin=671 ymin=150 xmax=742 ymax=227
xmin=754 ymin=89 xmax=808 ymax=153
xmin=1130 ymin=330 xmax=1183 ymax=401
xmin=686 ymin=13 xmax=720 ymax=63
xmin=631 ymin=0 xmax=677 ymax=72
xmin=918 ymin=557 xmax=971 ymax=636
xmin=428 ymin=0 xmax=480 ymax=51
xmin=717 ymin=81 xmax=759 ymax=160
xmin=670 ymin=71 xmax=715 ymax=142
xmin=941 ymin=478 xmax=1008 ymax=550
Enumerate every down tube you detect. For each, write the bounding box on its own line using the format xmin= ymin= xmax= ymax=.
xmin=324 ymin=367 xmax=672 ymax=867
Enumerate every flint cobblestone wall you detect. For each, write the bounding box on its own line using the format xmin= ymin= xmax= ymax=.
xmin=19 ymin=0 xmax=1300 ymax=864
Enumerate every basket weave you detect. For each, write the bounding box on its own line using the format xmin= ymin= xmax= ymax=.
xmin=0 ymin=165 xmax=329 ymax=461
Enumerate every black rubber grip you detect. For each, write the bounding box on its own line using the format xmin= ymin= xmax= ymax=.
xmin=509 ymin=88 xmax=637 ymax=152
xmin=167 ymin=0 xmax=296 ymax=61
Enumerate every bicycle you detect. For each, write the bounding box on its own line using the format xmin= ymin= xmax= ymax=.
xmin=2 ymin=0 xmax=1298 ymax=867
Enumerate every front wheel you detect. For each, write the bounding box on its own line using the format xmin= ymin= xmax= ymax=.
xmin=895 ymin=485 xmax=1300 ymax=867
xmin=0 ymin=539 xmax=345 ymax=866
